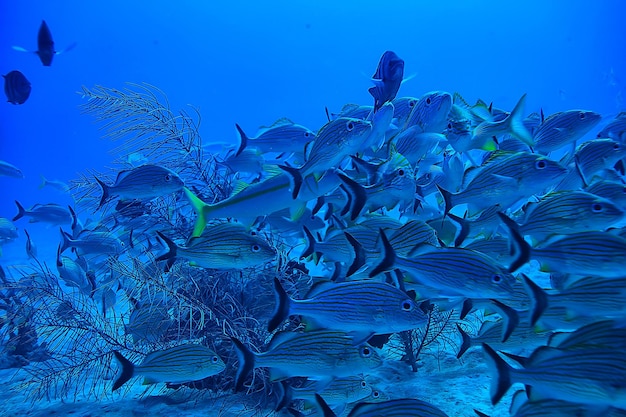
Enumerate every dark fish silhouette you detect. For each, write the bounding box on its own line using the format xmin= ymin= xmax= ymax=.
xmin=3 ymin=70 xmax=31 ymax=104
xmin=13 ymin=20 xmax=76 ymax=66
xmin=368 ymin=51 xmax=404 ymax=112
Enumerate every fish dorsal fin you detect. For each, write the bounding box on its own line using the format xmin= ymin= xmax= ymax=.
xmin=304 ymin=280 xmax=336 ymax=298
xmin=260 ymin=117 xmax=295 ymax=130
xmin=230 ymin=179 xmax=250 ymax=196
xmin=262 ymin=164 xmax=284 ymax=178
xmin=267 ymin=330 xmax=300 ymax=349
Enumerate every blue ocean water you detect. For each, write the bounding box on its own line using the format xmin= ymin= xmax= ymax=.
xmin=1 ymin=1 xmax=626 ymax=416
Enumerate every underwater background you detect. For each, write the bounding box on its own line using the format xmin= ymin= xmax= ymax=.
xmin=1 ymin=1 xmax=626 ymax=416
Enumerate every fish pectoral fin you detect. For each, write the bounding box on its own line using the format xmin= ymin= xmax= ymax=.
xmin=142 ymin=377 xmax=158 ymax=385
xmin=348 ymin=331 xmax=376 ymax=345
xmin=490 ymin=174 xmax=518 ymax=186
xmin=268 ymin=368 xmax=290 ymax=382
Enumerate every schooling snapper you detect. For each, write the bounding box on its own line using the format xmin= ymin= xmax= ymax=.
xmin=2 ymin=45 xmax=625 ymax=417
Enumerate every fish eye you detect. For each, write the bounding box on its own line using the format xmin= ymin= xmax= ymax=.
xmin=579 ymin=112 xmax=586 ymax=119
xmin=360 ymin=380 xmax=367 ymax=388
xmin=304 ymin=131 xmax=311 ymax=137
xmin=360 ymin=346 xmax=372 ymax=357
xmin=211 ymin=355 xmax=219 ymax=364
xmin=592 ymin=203 xmax=604 ymax=212
xmin=372 ymin=390 xmax=380 ymax=398
xmin=613 ymin=143 xmax=621 ymax=150
xmin=398 ymin=169 xmax=405 ymax=177
xmin=401 ymin=299 xmax=414 ymax=311
xmin=251 ymin=244 xmax=261 ymax=252
xmin=492 ymin=274 xmax=502 ymax=284
xmin=447 ymin=122 xmax=452 ymax=129
xmin=535 ymin=160 xmax=547 ymax=169
xmin=346 ymin=121 xmax=355 ymax=131
xmin=165 ymin=174 xmax=172 ymax=182
xmin=426 ymin=97 xmax=432 ymax=105
xmin=409 ymin=99 xmax=416 ymax=107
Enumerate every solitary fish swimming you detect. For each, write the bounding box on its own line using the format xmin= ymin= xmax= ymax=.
xmin=369 ymin=51 xmax=405 ymax=112
xmin=12 ymin=20 xmax=76 ymax=66
xmin=3 ymin=71 xmax=31 ymax=105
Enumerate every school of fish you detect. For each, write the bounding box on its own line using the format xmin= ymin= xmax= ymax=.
xmin=2 ymin=49 xmax=626 ymax=417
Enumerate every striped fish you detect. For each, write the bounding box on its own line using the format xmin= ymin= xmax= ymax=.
xmin=483 ymin=343 xmax=626 ymax=408
xmin=391 ymin=129 xmax=447 ymax=166
xmin=279 ymin=116 xmax=374 ymax=199
xmin=548 ymin=319 xmax=626 ymax=351
xmin=456 ymin=320 xmax=551 ymax=359
xmin=3 ymin=70 xmax=31 ymax=105
xmin=59 ymin=228 xmax=124 ymax=255
xmin=268 ymin=277 xmax=426 ymax=334
xmin=13 ymin=201 xmax=71 ymax=225
xmin=156 ymin=222 xmax=275 ymax=270
xmin=95 ymin=164 xmax=184 ymax=209
xmin=500 ymin=212 xmax=626 ymax=278
xmin=586 ymin=180 xmax=626 ymax=210
xmin=523 ymin=275 xmax=626 ymax=323
xmin=514 ymin=191 xmax=624 ymax=242
xmin=316 ymin=395 xmax=450 ymax=417
xmin=391 ymin=96 xmax=418 ymax=127
xmin=112 ymin=344 xmax=225 ymax=391
xmin=472 ymin=94 xmax=533 ymax=147
xmin=230 ymin=331 xmax=381 ymax=391
xmin=597 ymin=112 xmax=626 ymax=142
xmin=277 ymin=377 xmax=372 ymax=411
xmin=235 ymin=118 xmax=316 ymax=156
xmin=533 ymin=109 xmax=602 ymax=154
xmin=575 ymin=138 xmax=626 ymax=182
xmin=438 ymin=152 xmax=567 ymax=216
xmin=367 ymin=229 xmax=517 ymax=300
xmin=403 ymin=91 xmax=452 ymax=133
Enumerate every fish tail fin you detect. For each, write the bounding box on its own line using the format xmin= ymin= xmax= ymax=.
xmin=183 ymin=187 xmax=211 ymax=237
xmin=235 ymin=124 xmax=249 ymax=157
xmin=275 ymin=380 xmax=293 ymax=411
xmin=456 ymin=324 xmax=472 ymax=359
xmin=59 ymin=228 xmax=72 ymax=254
xmin=300 ymin=225 xmax=318 ymax=262
xmin=39 ymin=175 xmax=47 ymax=189
xmin=447 ymin=212 xmax=470 ymax=247
xmin=497 ymin=212 xmax=530 ymax=272
xmin=230 ymin=337 xmax=256 ymax=392
xmin=13 ymin=200 xmax=26 ymax=221
xmin=268 ymin=278 xmax=291 ymax=333
xmin=345 ymin=232 xmax=366 ymax=277
xmin=94 ymin=177 xmax=109 ymax=210
xmin=521 ymin=274 xmax=549 ymax=326
xmin=436 ymin=184 xmax=454 ymax=217
xmin=489 ymin=299 xmax=520 ymax=343
xmin=155 ymin=232 xmax=177 ymax=263
xmin=314 ymin=394 xmax=338 ymax=417
xmin=482 ymin=343 xmax=513 ymax=405
xmin=369 ymin=228 xmax=396 ymax=278
xmin=112 ymin=350 xmax=135 ymax=392
xmin=506 ymin=93 xmax=533 ymax=147
xmin=278 ymin=165 xmax=303 ymax=199
xmin=337 ymin=173 xmax=366 ymax=221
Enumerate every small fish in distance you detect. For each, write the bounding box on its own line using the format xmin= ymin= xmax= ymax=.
xmin=369 ymin=51 xmax=404 ymax=112
xmin=3 ymin=71 xmax=31 ymax=105
xmin=12 ymin=20 xmax=77 ymax=66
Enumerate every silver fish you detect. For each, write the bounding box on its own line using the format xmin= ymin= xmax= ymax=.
xmin=13 ymin=201 xmax=72 ymax=225
xmin=95 ymin=164 xmax=184 ymax=209
xmin=235 ymin=117 xmax=316 ymax=156
xmin=0 ymin=160 xmax=24 ymax=178
xmin=112 ymin=344 xmax=225 ymax=391
xmin=404 ymin=91 xmax=452 ymax=133
xmin=472 ymin=94 xmax=533 ymax=147
xmin=268 ymin=278 xmax=426 ymax=335
xmin=156 ymin=222 xmax=275 ymax=269
xmin=231 ymin=331 xmax=381 ymax=391
xmin=575 ymin=138 xmax=626 ymax=182
xmin=533 ymin=109 xmax=602 ymax=154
